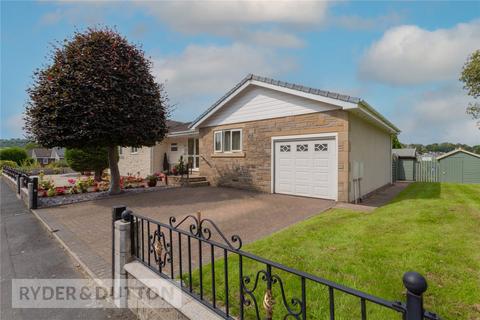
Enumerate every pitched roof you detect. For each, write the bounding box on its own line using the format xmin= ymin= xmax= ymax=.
xmin=392 ymin=148 xmax=417 ymax=158
xmin=166 ymin=120 xmax=191 ymax=133
xmin=436 ymin=148 xmax=480 ymax=160
xmin=52 ymin=147 xmax=65 ymax=158
xmin=31 ymin=148 xmax=52 ymax=158
xmin=190 ymin=74 xmax=361 ymax=129
xmin=188 ymin=74 xmax=400 ymax=133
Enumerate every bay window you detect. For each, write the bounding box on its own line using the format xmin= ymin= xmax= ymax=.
xmin=214 ymin=129 xmax=242 ymax=153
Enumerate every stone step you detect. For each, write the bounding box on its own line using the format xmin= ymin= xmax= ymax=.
xmin=186 ymin=176 xmax=207 ymax=182
xmin=187 ymin=181 xmax=210 ymax=187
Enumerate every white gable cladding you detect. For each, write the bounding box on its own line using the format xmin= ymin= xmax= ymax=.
xmin=202 ymin=86 xmax=340 ymax=127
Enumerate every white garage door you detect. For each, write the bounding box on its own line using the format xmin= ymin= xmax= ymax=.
xmin=274 ymin=138 xmax=337 ymax=200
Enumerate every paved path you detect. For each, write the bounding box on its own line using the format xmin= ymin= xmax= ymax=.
xmin=34 ymin=186 xmax=334 ymax=280
xmin=335 ymin=182 xmax=411 ymax=212
xmin=0 ymin=179 xmax=133 ymax=320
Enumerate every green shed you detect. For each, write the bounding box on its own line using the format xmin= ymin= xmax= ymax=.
xmin=392 ymin=148 xmax=417 ymax=181
xmin=437 ymin=149 xmax=480 ymax=184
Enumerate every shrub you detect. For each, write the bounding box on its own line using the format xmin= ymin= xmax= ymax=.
xmin=46 ymin=160 xmax=69 ymax=168
xmin=47 ymin=188 xmax=56 ymax=197
xmin=39 ymin=179 xmax=54 ymax=191
xmin=0 ymin=147 xmax=28 ymax=165
xmin=175 ymin=156 xmax=187 ymax=175
xmin=146 ymin=174 xmax=158 ymax=187
xmin=0 ymin=160 xmax=18 ymax=168
xmin=65 ymin=147 xmax=109 ymax=181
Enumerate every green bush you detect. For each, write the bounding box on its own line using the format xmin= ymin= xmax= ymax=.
xmin=0 ymin=160 xmax=18 ymax=168
xmin=46 ymin=159 xmax=69 ymax=168
xmin=65 ymin=147 xmax=109 ymax=181
xmin=0 ymin=147 xmax=28 ymax=165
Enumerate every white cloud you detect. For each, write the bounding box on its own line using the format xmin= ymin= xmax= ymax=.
xmin=152 ymin=43 xmax=296 ymax=116
xmin=333 ymin=12 xmax=404 ymax=31
xmin=133 ymin=1 xmax=327 ymax=48
xmin=136 ymin=1 xmax=329 ymax=34
xmin=396 ymin=86 xmax=479 ymax=145
xmin=359 ymin=20 xmax=480 ymax=85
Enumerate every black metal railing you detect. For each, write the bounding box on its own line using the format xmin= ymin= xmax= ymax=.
xmin=2 ymin=166 xmax=38 ymax=209
xmin=119 ymin=208 xmax=441 ymax=320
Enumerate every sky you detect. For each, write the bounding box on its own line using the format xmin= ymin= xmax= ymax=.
xmin=1 ymin=1 xmax=479 ymax=145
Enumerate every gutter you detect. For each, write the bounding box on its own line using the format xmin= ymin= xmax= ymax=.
xmin=166 ymin=130 xmax=199 ymax=138
xmin=357 ymin=101 xmax=401 ymax=134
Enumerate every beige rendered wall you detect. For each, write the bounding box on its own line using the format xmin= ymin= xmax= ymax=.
xmin=118 ymin=147 xmax=152 ymax=177
xmin=151 ymin=137 xmax=191 ymax=173
xmin=118 ymin=137 xmax=192 ymax=177
xmin=348 ymin=113 xmax=392 ymax=202
xmin=199 ymin=110 xmax=350 ymax=201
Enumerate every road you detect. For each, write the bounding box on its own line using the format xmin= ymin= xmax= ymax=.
xmin=0 ymin=178 xmax=134 ymax=320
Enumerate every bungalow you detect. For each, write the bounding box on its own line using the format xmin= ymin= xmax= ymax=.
xmin=118 ymin=74 xmax=400 ymax=202
xmin=28 ymin=147 xmax=65 ymax=165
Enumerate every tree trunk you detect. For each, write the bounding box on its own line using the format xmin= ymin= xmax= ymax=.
xmin=108 ymin=146 xmax=121 ymax=194
xmin=94 ymin=169 xmax=102 ymax=182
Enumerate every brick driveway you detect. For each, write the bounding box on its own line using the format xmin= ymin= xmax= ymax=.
xmin=35 ymin=186 xmax=334 ymax=278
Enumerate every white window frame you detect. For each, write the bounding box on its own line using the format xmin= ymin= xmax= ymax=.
xmin=118 ymin=147 xmax=123 ymax=155
xmin=214 ymin=131 xmax=223 ymax=153
xmin=131 ymin=147 xmax=138 ymax=154
xmin=213 ymin=129 xmax=242 ymax=153
xmin=171 ymin=143 xmax=178 ymax=152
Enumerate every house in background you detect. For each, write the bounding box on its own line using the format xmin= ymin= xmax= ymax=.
xmin=28 ymin=147 xmax=65 ymax=165
xmin=118 ymin=74 xmax=400 ymax=202
xmin=392 ymin=148 xmax=417 ymax=181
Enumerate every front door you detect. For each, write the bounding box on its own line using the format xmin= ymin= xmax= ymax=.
xmin=187 ymin=138 xmax=199 ymax=169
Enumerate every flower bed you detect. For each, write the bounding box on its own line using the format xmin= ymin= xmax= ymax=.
xmin=37 ymin=172 xmax=166 ymax=199
xmin=38 ymin=184 xmax=170 ymax=208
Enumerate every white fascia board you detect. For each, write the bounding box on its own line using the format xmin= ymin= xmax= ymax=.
xmin=437 ymin=148 xmax=480 ymax=160
xmin=190 ymin=81 xmax=251 ymax=129
xmin=166 ymin=130 xmax=199 ymax=138
xmin=352 ymin=106 xmax=400 ymax=134
xmin=190 ymin=80 xmax=357 ymax=129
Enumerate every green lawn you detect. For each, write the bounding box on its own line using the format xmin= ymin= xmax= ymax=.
xmin=187 ymin=183 xmax=480 ymax=320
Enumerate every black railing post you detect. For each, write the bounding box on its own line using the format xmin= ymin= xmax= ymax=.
xmin=265 ymin=264 xmax=274 ymax=320
xmin=31 ymin=177 xmax=38 ymax=209
xmin=112 ymin=205 xmax=126 ymax=293
xmin=16 ymin=174 xmax=21 ymax=194
xmin=403 ymin=272 xmax=428 ymax=320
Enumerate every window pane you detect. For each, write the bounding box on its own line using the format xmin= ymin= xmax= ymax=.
xmin=224 ymin=131 xmax=231 ymax=151
xmin=195 ymin=139 xmax=199 ymax=155
xmin=214 ymin=132 xmax=222 ymax=151
xmin=188 ymin=138 xmax=194 ymax=155
xmin=232 ymin=131 xmax=241 ymax=150
xmin=195 ymin=157 xmax=199 ymax=168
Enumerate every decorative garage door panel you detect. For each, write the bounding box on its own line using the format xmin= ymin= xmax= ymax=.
xmin=274 ymin=139 xmax=336 ymax=199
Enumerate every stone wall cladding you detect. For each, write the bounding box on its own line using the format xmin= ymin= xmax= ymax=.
xmin=199 ymin=110 xmax=349 ymax=201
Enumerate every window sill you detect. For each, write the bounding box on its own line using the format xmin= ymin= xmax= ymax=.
xmin=211 ymin=152 xmax=245 ymax=158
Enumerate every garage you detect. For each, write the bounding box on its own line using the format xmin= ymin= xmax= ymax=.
xmin=273 ymin=136 xmax=337 ymax=200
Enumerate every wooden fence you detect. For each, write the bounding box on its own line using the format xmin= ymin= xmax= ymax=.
xmin=415 ymin=160 xmax=439 ymax=182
